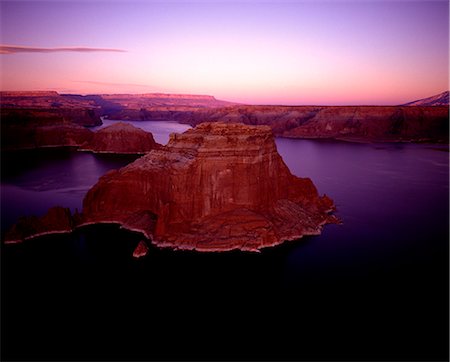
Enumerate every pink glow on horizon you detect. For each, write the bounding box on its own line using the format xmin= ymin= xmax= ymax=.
xmin=0 ymin=1 xmax=448 ymax=105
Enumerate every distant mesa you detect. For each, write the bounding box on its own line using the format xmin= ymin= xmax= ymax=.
xmin=4 ymin=123 xmax=339 ymax=252
xmin=402 ymin=91 xmax=449 ymax=107
xmin=0 ymin=91 xmax=60 ymax=97
xmin=80 ymin=122 xmax=161 ymax=154
xmin=0 ymin=91 xmax=101 ymax=115
xmin=101 ymin=93 xmax=217 ymax=100
xmin=0 ymin=91 xmax=103 ymax=131
xmin=1 ymin=90 xmax=448 ymax=143
xmin=98 ymin=93 xmax=237 ymax=117
xmin=171 ymin=104 xmax=449 ymax=143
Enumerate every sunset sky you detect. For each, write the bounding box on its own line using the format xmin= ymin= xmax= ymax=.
xmin=0 ymin=0 xmax=448 ymax=105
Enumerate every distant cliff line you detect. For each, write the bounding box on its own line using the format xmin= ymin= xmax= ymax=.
xmin=1 ymin=91 xmax=448 ymax=144
xmin=107 ymin=105 xmax=449 ymax=144
xmin=1 ymin=90 xmax=448 ymax=106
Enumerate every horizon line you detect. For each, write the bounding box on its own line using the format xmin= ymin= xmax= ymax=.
xmin=0 ymin=89 xmax=448 ymax=107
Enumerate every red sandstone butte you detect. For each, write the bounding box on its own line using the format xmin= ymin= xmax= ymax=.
xmin=80 ymin=122 xmax=160 ymax=154
xmin=82 ymin=122 xmax=338 ymax=252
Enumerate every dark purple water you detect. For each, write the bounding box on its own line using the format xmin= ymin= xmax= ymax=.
xmin=2 ymin=123 xmax=449 ymax=361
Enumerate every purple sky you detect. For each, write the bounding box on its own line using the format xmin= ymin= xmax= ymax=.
xmin=0 ymin=0 xmax=448 ymax=105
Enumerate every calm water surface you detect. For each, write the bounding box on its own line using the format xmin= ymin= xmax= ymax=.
xmin=93 ymin=118 xmax=191 ymax=144
xmin=2 ymin=121 xmax=448 ymax=361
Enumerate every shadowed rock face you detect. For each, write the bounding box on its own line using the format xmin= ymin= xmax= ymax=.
xmin=2 ymin=117 xmax=159 ymax=153
xmin=146 ymin=105 xmax=447 ymax=143
xmin=80 ymin=122 xmax=160 ymax=154
xmin=0 ymin=107 xmax=100 ymax=150
xmin=107 ymin=105 xmax=449 ymax=143
xmin=4 ymin=207 xmax=75 ymax=243
xmin=2 ymin=121 xmax=93 ymax=151
xmin=2 ymin=91 xmax=447 ymax=143
xmin=82 ymin=122 xmax=337 ymax=252
xmin=1 ymin=106 xmax=102 ymax=127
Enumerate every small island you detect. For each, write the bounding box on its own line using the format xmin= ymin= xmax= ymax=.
xmin=80 ymin=122 xmax=161 ymax=154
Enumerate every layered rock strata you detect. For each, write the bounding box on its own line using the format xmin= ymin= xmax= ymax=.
xmin=4 ymin=123 xmax=337 ymax=251
xmin=2 ymin=91 xmax=447 ymax=143
xmin=2 ymin=119 xmax=159 ymax=154
xmin=4 ymin=207 xmax=76 ymax=243
xmin=80 ymin=122 xmax=160 ymax=154
xmin=81 ymin=122 xmax=337 ymax=251
xmin=2 ymin=122 xmax=93 ymax=150
xmin=106 ymin=105 xmax=449 ymax=143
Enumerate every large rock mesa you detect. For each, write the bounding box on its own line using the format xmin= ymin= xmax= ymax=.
xmin=82 ymin=122 xmax=337 ymax=251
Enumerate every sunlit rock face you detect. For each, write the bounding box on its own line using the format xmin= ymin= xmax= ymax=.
xmin=82 ymin=122 xmax=337 ymax=252
xmin=80 ymin=122 xmax=160 ymax=154
xmin=177 ymin=106 xmax=449 ymax=143
xmin=133 ymin=240 xmax=150 ymax=258
xmin=402 ymin=91 xmax=449 ymax=106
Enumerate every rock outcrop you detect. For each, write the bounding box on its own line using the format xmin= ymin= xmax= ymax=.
xmin=81 ymin=122 xmax=337 ymax=252
xmin=1 ymin=114 xmax=159 ymax=153
xmin=402 ymin=91 xmax=449 ymax=106
xmin=3 ymin=91 xmax=447 ymax=143
xmin=2 ymin=121 xmax=94 ymax=151
xmin=104 ymin=105 xmax=449 ymax=143
xmin=164 ymin=105 xmax=449 ymax=143
xmin=1 ymin=106 xmax=100 ymax=150
xmin=0 ymin=91 xmax=102 ymax=127
xmin=133 ymin=240 xmax=150 ymax=258
xmin=4 ymin=206 xmax=75 ymax=244
xmin=3 ymin=123 xmax=337 ymax=251
xmin=80 ymin=122 xmax=160 ymax=154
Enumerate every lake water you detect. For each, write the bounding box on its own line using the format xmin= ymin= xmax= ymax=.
xmin=2 ymin=121 xmax=449 ymax=361
xmin=92 ymin=118 xmax=192 ymax=144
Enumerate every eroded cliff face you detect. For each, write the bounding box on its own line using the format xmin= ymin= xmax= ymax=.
xmin=278 ymin=106 xmax=449 ymax=142
xmin=1 ymin=117 xmax=160 ymax=153
xmin=80 ymin=122 xmax=160 ymax=154
xmin=0 ymin=103 xmax=102 ymax=127
xmin=4 ymin=207 xmax=75 ymax=243
xmin=2 ymin=120 xmax=94 ymax=150
xmin=3 ymin=91 xmax=447 ymax=143
xmin=1 ymin=107 xmax=100 ymax=150
xmin=82 ymin=122 xmax=337 ymax=251
xmin=104 ymin=105 xmax=448 ymax=143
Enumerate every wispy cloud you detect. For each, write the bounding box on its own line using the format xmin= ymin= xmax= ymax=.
xmin=73 ymin=81 xmax=152 ymax=88
xmin=0 ymin=44 xmax=126 ymax=54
